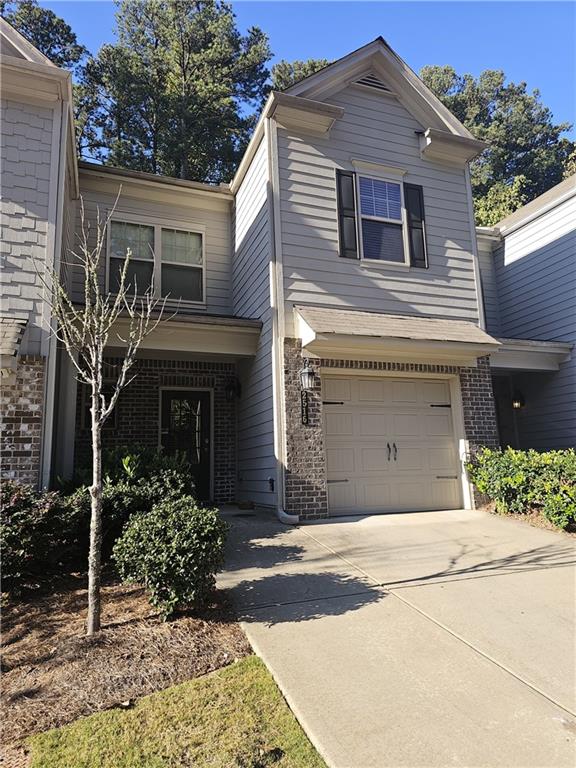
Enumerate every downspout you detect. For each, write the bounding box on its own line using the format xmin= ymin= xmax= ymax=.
xmin=265 ymin=117 xmax=299 ymax=525
xmin=40 ymin=96 xmax=67 ymax=489
xmin=465 ymin=162 xmax=486 ymax=330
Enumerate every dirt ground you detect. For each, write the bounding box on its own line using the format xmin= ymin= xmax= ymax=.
xmin=2 ymin=574 xmax=251 ymax=767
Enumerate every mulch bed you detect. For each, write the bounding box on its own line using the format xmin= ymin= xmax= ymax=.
xmin=1 ymin=574 xmax=251 ymax=767
xmin=482 ymin=502 xmax=576 ymax=536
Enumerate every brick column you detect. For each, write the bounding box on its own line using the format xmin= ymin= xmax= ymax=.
xmin=459 ymin=356 xmax=499 ymax=454
xmin=283 ymin=339 xmax=328 ymax=520
xmin=0 ymin=356 xmax=45 ymax=486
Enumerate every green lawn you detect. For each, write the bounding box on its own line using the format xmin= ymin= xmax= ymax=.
xmin=28 ymin=656 xmax=326 ymax=768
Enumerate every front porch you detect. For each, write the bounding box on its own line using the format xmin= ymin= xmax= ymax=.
xmin=53 ymin=314 xmax=262 ymax=503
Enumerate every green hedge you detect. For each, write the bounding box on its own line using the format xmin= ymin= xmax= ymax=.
xmin=1 ymin=450 xmax=199 ymax=594
xmin=466 ymin=448 xmax=576 ymax=529
xmin=113 ymin=497 xmax=228 ymax=619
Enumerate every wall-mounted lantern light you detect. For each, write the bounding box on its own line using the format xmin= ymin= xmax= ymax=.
xmin=299 ymin=358 xmax=315 ymax=425
xmin=299 ymin=359 xmax=316 ymax=393
xmin=225 ymin=377 xmax=242 ymax=402
xmin=511 ymin=389 xmax=525 ymax=410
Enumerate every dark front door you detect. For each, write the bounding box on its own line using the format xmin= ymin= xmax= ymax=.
xmin=160 ymin=390 xmax=211 ymax=500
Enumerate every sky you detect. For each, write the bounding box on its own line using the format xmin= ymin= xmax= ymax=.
xmin=44 ymin=0 xmax=576 ymax=138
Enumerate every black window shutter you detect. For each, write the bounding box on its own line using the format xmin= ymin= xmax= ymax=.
xmin=336 ymin=170 xmax=359 ymax=259
xmin=404 ymin=183 xmax=428 ymax=268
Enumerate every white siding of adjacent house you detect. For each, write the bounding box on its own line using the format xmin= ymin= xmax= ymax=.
xmin=71 ymin=173 xmax=233 ymax=315
xmin=476 ymin=235 xmax=502 ymax=336
xmin=275 ymin=85 xmax=480 ymax=335
xmin=0 ymin=99 xmax=54 ymax=355
xmin=232 ymin=138 xmax=276 ymax=508
xmin=495 ymin=198 xmax=576 ymax=448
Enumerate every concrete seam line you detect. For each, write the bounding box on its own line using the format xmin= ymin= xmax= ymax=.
xmin=300 ymin=527 xmax=576 ymax=719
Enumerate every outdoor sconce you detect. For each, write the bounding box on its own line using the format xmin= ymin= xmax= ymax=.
xmin=299 ymin=358 xmax=315 ymax=425
xmin=225 ymin=377 xmax=241 ymax=402
xmin=512 ymin=389 xmax=525 ymax=410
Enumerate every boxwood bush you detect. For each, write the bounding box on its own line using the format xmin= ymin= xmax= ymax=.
xmin=112 ymin=497 xmax=228 ymax=619
xmin=466 ymin=448 xmax=576 ymax=529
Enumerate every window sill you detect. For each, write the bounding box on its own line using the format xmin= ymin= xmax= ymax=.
xmin=360 ymin=259 xmax=411 ymax=271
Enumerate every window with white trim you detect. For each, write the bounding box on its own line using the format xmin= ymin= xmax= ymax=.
xmin=357 ymin=176 xmax=406 ymax=263
xmin=108 ymin=220 xmax=204 ymax=303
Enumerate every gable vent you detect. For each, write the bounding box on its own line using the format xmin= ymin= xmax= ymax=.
xmin=355 ymin=73 xmax=392 ymax=94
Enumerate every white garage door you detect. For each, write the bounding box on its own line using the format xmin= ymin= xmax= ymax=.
xmin=323 ymin=376 xmax=462 ymax=515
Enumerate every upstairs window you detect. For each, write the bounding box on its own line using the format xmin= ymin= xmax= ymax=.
xmin=109 ymin=221 xmax=154 ymax=294
xmin=108 ymin=219 xmax=205 ymax=304
xmin=358 ymin=176 xmax=405 ymax=263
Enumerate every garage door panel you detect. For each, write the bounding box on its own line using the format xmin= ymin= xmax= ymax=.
xmin=429 ymin=446 xmax=458 ymax=472
xmin=392 ymin=412 xmax=421 ymax=437
xmin=359 ymin=447 xmax=391 ymax=472
xmin=393 ymin=446 xmax=424 ymax=472
xmin=431 ymin=480 xmax=460 ymax=508
xmin=323 ymin=377 xmax=352 ymax=402
xmin=359 ymin=481 xmax=393 ymax=509
xmin=391 ymin=380 xmax=418 ymax=403
xmin=426 ymin=412 xmax=453 ymax=436
xmin=324 ymin=412 xmax=354 ymax=436
xmin=420 ymin=381 xmax=450 ymax=404
xmin=358 ymin=413 xmax=390 ymax=437
xmin=357 ymin=378 xmax=393 ymax=402
xmin=326 ymin=446 xmax=355 ymax=474
xmin=328 ymin=481 xmax=356 ymax=510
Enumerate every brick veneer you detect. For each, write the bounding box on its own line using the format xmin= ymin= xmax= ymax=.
xmin=75 ymin=358 xmax=237 ymax=503
xmin=1 ymin=356 xmax=45 ymax=486
xmin=283 ymin=340 xmax=499 ymax=519
xmin=284 ymin=339 xmax=328 ymax=519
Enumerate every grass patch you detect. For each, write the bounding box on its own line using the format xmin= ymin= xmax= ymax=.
xmin=27 ymin=656 xmax=326 ymax=768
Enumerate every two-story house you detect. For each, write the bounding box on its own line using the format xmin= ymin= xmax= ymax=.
xmin=477 ymin=176 xmax=575 ymax=450
xmin=2 ymin=23 xmax=571 ymax=521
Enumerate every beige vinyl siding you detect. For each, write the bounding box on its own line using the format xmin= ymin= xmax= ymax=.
xmin=495 ymin=199 xmax=576 ymax=449
xmin=276 ymin=85 xmax=480 ymax=335
xmin=71 ymin=172 xmax=233 ymax=314
xmin=476 ymin=234 xmax=501 ymax=336
xmin=232 ymin=138 xmax=276 ymax=507
xmin=0 ymin=99 xmax=54 ymax=355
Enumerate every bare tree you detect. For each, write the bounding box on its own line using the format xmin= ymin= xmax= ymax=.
xmin=40 ymin=194 xmax=167 ymax=635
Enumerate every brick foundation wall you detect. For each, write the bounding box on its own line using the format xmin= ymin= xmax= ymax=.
xmin=75 ymin=358 xmax=237 ymax=503
xmin=1 ymin=356 xmax=45 ymax=486
xmin=283 ymin=341 xmax=499 ymax=519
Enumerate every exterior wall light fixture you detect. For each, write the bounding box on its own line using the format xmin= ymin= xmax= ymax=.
xmin=512 ymin=390 xmax=525 ymax=410
xmin=299 ymin=358 xmax=316 ymax=425
xmin=225 ymin=377 xmax=242 ymax=402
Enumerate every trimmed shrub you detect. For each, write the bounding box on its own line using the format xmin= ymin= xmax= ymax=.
xmin=0 ymin=481 xmax=83 ymax=592
xmin=466 ymin=448 xmax=576 ymax=529
xmin=112 ymin=497 xmax=228 ymax=619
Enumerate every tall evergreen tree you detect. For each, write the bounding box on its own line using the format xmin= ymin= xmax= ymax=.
xmin=271 ymin=58 xmax=330 ymax=91
xmin=83 ymin=0 xmax=271 ymax=182
xmin=0 ymin=0 xmax=88 ymax=71
xmin=420 ymin=65 xmax=574 ymax=225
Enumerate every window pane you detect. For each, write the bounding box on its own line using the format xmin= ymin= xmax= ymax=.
xmin=110 ymin=221 xmax=154 ymax=260
xmin=359 ymin=177 xmax=402 ymax=221
xmin=162 ymin=265 xmax=203 ymax=302
xmin=362 ymin=220 xmax=404 ymax=262
xmin=110 ymin=257 xmax=154 ymax=294
xmin=161 ymin=229 xmax=203 ymax=265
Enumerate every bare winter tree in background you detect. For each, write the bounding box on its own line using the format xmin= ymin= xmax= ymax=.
xmin=41 ymin=194 xmax=166 ymax=635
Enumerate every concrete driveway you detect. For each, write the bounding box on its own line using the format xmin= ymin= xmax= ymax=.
xmin=218 ymin=507 xmax=576 ymax=768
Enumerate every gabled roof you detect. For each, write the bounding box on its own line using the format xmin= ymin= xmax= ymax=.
xmin=284 ymin=37 xmax=478 ymax=142
xmin=0 ymin=18 xmax=56 ymax=66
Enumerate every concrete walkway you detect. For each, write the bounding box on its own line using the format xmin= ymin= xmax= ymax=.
xmin=219 ymin=507 xmax=576 ymax=768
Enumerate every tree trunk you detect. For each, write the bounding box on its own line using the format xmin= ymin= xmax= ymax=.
xmin=86 ymin=396 xmax=103 ymax=636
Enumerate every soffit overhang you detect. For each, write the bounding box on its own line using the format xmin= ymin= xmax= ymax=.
xmin=295 ymin=305 xmax=500 ymax=367
xmin=106 ymin=314 xmax=261 ymax=359
xmin=490 ymin=338 xmax=573 ymax=372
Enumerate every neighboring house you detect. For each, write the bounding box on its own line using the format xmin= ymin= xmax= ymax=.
xmin=1 ymin=23 xmax=572 ymax=521
xmin=477 ymin=176 xmax=575 ymax=450
xmin=0 ymin=21 xmax=77 ymax=488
